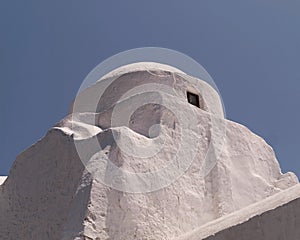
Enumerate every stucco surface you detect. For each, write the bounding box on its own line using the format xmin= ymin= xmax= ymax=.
xmin=0 ymin=65 xmax=298 ymax=239
xmin=177 ymin=184 xmax=300 ymax=240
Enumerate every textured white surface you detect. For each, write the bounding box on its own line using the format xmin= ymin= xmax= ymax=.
xmin=0 ymin=65 xmax=298 ymax=239
xmin=71 ymin=67 xmax=224 ymax=118
xmin=99 ymin=62 xmax=186 ymax=81
xmin=177 ymin=184 xmax=300 ymax=240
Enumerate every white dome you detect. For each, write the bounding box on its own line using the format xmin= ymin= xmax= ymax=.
xmin=99 ymin=62 xmax=186 ymax=81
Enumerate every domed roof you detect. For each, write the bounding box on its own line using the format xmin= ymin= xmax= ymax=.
xmin=99 ymin=62 xmax=186 ymax=81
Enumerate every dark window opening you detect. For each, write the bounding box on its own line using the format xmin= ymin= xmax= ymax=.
xmin=187 ymin=92 xmax=200 ymax=108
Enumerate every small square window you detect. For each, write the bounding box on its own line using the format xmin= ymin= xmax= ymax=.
xmin=187 ymin=92 xmax=200 ymax=108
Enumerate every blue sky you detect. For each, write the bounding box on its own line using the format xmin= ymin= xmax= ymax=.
xmin=1 ymin=1 xmax=300 ymax=177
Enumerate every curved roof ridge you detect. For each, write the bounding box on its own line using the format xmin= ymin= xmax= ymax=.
xmin=99 ymin=62 xmax=186 ymax=81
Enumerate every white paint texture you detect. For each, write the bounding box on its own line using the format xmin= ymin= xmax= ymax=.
xmin=0 ymin=64 xmax=298 ymax=239
xmin=177 ymin=184 xmax=300 ymax=240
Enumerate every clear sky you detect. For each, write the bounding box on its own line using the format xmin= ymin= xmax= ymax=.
xmin=1 ymin=1 xmax=300 ymax=177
